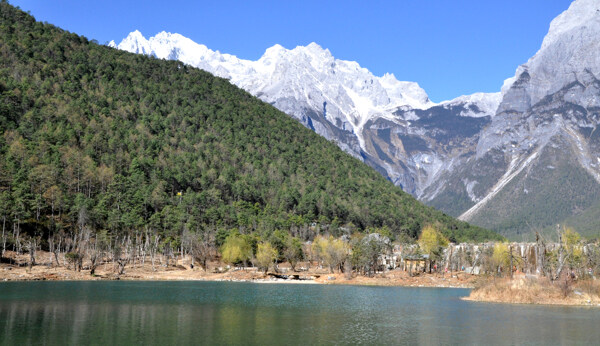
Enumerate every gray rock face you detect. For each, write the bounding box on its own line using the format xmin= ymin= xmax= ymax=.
xmin=497 ymin=72 xmax=532 ymax=114
xmin=447 ymin=0 xmax=600 ymax=236
xmin=501 ymin=0 xmax=600 ymax=108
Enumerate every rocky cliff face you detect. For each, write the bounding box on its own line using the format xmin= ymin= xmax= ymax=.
xmin=110 ymin=0 xmax=600 ymax=238
xmin=431 ymin=0 xmax=600 ymax=237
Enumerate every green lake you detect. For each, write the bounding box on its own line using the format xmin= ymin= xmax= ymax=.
xmin=0 ymin=281 xmax=598 ymax=345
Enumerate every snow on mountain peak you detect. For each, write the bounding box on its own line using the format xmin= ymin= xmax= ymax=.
xmin=302 ymin=42 xmax=332 ymax=58
xmin=111 ymin=31 xmax=444 ymax=152
xmin=113 ymin=31 xmax=434 ymax=107
xmin=129 ymin=29 xmax=144 ymax=39
xmin=442 ymin=92 xmax=501 ymax=117
xmin=305 ymin=41 xmax=326 ymax=52
xmin=262 ymin=44 xmax=287 ymax=57
xmin=123 ymin=29 xmax=146 ymax=45
xmin=118 ymin=30 xmax=152 ymax=55
xmin=379 ymin=73 xmax=433 ymax=110
xmin=380 ymin=72 xmax=398 ymax=84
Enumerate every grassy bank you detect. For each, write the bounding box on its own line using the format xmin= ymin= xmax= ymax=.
xmin=464 ymin=275 xmax=600 ymax=307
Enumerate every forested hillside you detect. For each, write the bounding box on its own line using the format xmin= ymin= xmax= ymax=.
xmin=0 ymin=1 xmax=500 ymax=255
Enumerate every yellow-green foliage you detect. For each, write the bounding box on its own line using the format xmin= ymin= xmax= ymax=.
xmin=490 ymin=242 xmax=522 ymax=274
xmin=220 ymin=234 xmax=252 ymax=265
xmin=563 ymin=227 xmax=583 ymax=267
xmin=418 ymin=225 xmax=448 ymax=257
xmin=311 ymin=235 xmax=349 ymax=271
xmin=563 ymin=227 xmax=581 ymax=248
xmin=325 ymin=237 xmax=350 ymax=270
xmin=311 ymin=235 xmax=329 ymax=264
xmin=255 ymin=241 xmax=278 ymax=272
xmin=492 ymin=243 xmax=511 ymax=269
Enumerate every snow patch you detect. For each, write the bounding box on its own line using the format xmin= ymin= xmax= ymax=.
xmin=459 ymin=150 xmax=541 ymax=221
xmin=440 ymin=92 xmax=502 ymax=117
xmin=463 ymin=179 xmax=479 ymax=202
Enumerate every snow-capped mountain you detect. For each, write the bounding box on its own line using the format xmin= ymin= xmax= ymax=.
xmin=110 ymin=32 xmax=435 ymax=147
xmin=110 ymin=0 xmax=600 ymax=238
xmin=110 ymin=30 xmax=499 ymax=196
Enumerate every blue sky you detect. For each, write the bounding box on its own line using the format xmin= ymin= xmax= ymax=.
xmin=12 ymin=0 xmax=573 ymax=102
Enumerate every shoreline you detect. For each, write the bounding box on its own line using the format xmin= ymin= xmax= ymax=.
xmin=0 ymin=276 xmax=476 ymax=289
xmin=5 ymin=270 xmax=600 ymax=308
xmin=461 ymin=296 xmax=600 ymax=308
xmin=0 ymin=264 xmax=475 ymax=289
xmin=0 ymin=267 xmax=475 ymax=289
xmin=6 ymin=261 xmax=600 ymax=307
xmin=0 ymin=250 xmax=475 ymax=288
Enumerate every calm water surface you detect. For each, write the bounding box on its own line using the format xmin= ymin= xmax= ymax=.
xmin=0 ymin=281 xmax=598 ymax=345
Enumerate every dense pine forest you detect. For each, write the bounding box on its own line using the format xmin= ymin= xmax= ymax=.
xmin=0 ymin=2 xmax=500 ymax=262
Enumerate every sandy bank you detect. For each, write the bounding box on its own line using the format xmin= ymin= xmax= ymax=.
xmin=0 ymin=251 xmax=475 ymax=288
xmin=0 ymin=263 xmax=476 ymax=288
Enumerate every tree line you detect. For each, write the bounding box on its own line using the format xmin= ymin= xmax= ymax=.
xmin=0 ymin=1 xmax=502 ymax=269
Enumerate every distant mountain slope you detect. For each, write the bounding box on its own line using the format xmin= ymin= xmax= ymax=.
xmin=0 ymin=2 xmax=499 ymax=242
xmin=110 ymin=0 xmax=600 ymax=239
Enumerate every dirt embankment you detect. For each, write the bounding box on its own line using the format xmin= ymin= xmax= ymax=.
xmin=464 ymin=274 xmax=600 ymax=307
xmin=0 ymin=250 xmax=476 ymax=288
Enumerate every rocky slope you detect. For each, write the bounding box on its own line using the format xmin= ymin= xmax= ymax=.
xmin=110 ymin=0 xmax=600 ymax=238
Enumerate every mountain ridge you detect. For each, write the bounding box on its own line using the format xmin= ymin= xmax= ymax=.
xmin=110 ymin=0 xmax=600 ymax=239
xmin=110 ymin=30 xmax=501 ymax=196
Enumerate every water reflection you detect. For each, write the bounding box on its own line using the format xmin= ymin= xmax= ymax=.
xmin=0 ymin=282 xmax=599 ymax=345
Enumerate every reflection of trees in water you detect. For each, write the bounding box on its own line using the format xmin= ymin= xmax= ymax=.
xmin=0 ymin=283 xmax=599 ymax=344
xmin=0 ymin=302 xmax=216 ymax=344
